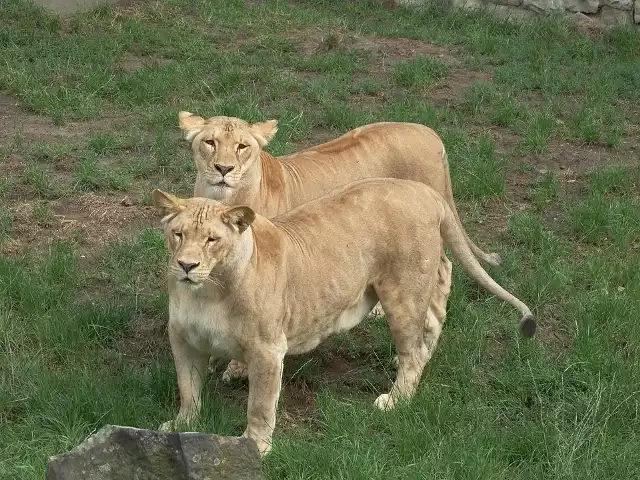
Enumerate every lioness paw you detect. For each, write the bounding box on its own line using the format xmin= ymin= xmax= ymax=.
xmin=485 ymin=252 xmax=502 ymax=267
xmin=222 ymin=359 xmax=249 ymax=383
xmin=390 ymin=356 xmax=399 ymax=369
xmin=374 ymin=393 xmax=396 ymax=411
xmin=243 ymin=431 xmax=272 ymax=457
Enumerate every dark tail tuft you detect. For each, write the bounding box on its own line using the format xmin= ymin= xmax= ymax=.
xmin=519 ymin=314 xmax=536 ymax=338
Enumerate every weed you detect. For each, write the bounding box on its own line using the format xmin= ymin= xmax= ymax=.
xmin=22 ymin=163 xmax=59 ymax=198
xmin=532 ymin=171 xmax=559 ymax=210
xmin=30 ymin=201 xmax=56 ymax=228
xmin=73 ymin=155 xmax=132 ymax=191
xmin=520 ymin=112 xmax=557 ymax=154
xmin=393 ymin=56 xmax=449 ymax=88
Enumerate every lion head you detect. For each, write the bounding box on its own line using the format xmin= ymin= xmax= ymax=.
xmin=152 ymin=189 xmax=256 ymax=287
xmin=179 ymin=112 xmax=278 ymax=198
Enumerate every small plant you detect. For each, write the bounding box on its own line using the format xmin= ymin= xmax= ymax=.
xmin=22 ymin=163 xmax=57 ymax=198
xmin=74 ymin=156 xmax=132 ymax=191
xmin=393 ymin=56 xmax=449 ymax=88
xmin=31 ymin=201 xmax=56 ymax=228
xmin=463 ymin=82 xmax=498 ymax=115
xmin=520 ymin=113 xmax=557 ymax=154
xmin=532 ymin=171 xmax=559 ymax=210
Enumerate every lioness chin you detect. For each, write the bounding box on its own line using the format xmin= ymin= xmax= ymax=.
xmin=179 ymin=112 xmax=502 ymax=381
xmin=152 ymin=179 xmax=536 ymax=457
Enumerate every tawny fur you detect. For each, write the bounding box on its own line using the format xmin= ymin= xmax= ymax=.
xmin=179 ymin=112 xmax=502 ymax=380
xmin=152 ymin=179 xmax=535 ymax=456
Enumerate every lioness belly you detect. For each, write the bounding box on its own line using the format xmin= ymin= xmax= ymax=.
xmin=286 ymin=290 xmax=378 ymax=355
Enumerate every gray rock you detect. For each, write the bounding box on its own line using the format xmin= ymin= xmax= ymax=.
xmin=636 ymin=0 xmax=640 ymax=22
xmin=598 ymin=5 xmax=633 ymax=22
xmin=522 ymin=0 xmax=600 ymax=13
xmin=491 ymin=0 xmax=525 ymax=7
xmin=603 ymin=0 xmax=633 ymax=10
xmin=46 ymin=425 xmax=263 ymax=480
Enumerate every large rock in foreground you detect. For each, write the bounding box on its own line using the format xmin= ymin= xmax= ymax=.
xmin=46 ymin=425 xmax=263 ymax=480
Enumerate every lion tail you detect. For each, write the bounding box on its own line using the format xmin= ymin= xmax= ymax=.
xmin=438 ymin=197 xmax=536 ymax=338
xmin=441 ymin=145 xmax=502 ymax=267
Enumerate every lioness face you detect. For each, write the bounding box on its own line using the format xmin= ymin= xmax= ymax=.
xmin=178 ymin=112 xmax=278 ymax=196
xmin=152 ymin=189 xmax=255 ymax=287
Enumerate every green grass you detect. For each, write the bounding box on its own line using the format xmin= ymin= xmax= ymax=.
xmin=393 ymin=55 xmax=449 ymax=88
xmin=0 ymin=0 xmax=639 ymax=479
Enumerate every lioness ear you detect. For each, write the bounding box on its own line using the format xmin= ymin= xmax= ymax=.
xmin=178 ymin=111 xmax=206 ymax=142
xmin=250 ymin=119 xmax=278 ymax=147
xmin=152 ymin=189 xmax=186 ymax=217
xmin=222 ymin=205 xmax=255 ymax=233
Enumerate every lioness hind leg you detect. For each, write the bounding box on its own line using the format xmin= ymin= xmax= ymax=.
xmin=390 ymin=250 xmax=452 ymax=372
xmin=375 ymin=310 xmax=442 ymax=411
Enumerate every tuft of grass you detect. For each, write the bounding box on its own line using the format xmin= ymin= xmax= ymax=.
xmin=73 ymin=155 xmax=132 ymax=191
xmin=463 ymin=82 xmax=499 ymax=115
xmin=590 ymin=166 xmax=638 ymax=196
xmin=30 ymin=201 xmax=56 ymax=228
xmin=520 ymin=112 xmax=557 ymax=154
xmin=87 ymin=132 xmax=140 ymax=156
xmin=393 ymin=56 xmax=449 ymax=88
xmin=22 ymin=163 xmax=61 ymax=199
xmin=446 ymin=133 xmax=506 ymax=200
xmin=532 ymin=171 xmax=559 ymax=210
xmin=0 ymin=211 xmax=13 ymax=238
xmin=569 ymin=194 xmax=640 ymax=247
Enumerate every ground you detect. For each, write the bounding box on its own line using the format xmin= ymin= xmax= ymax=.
xmin=1 ymin=0 xmax=639 ymax=478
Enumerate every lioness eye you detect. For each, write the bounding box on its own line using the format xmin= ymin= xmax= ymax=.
xmin=237 ymin=143 xmax=248 ymax=152
xmin=174 ymin=231 xmax=182 ymax=239
xmin=204 ymin=139 xmax=216 ymax=148
xmin=207 ymin=237 xmax=219 ymax=243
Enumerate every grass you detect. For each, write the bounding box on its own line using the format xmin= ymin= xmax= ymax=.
xmin=0 ymin=0 xmax=639 ymax=479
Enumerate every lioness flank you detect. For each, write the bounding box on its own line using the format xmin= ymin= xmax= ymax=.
xmin=152 ymin=179 xmax=536 ymax=456
xmin=179 ymin=111 xmax=501 ymax=267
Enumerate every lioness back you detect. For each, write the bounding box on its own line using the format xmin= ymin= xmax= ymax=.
xmin=180 ymin=113 xmax=500 ymax=267
xmin=275 ymin=122 xmax=447 ymax=208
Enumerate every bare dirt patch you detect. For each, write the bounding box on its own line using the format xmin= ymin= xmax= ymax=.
xmin=53 ymin=192 xmax=156 ymax=247
xmin=297 ymin=27 xmax=458 ymax=62
xmin=116 ymin=53 xmax=173 ymax=73
xmin=116 ymin=313 xmax=168 ymax=360
xmin=3 ymin=193 xmax=155 ymax=255
xmin=429 ymin=69 xmax=493 ymax=106
xmin=0 ymin=93 xmax=132 ymax=144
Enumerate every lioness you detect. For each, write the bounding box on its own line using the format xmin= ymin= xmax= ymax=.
xmin=152 ymin=179 xmax=535 ymax=456
xmin=179 ymin=112 xmax=500 ymax=267
xmin=179 ymin=112 xmax=501 ymax=381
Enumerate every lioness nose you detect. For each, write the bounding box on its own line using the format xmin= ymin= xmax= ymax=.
xmin=178 ymin=260 xmax=200 ymax=274
xmin=214 ymin=164 xmax=235 ymax=176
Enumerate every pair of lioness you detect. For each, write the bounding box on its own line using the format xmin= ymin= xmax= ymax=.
xmin=153 ymin=113 xmax=535 ymax=456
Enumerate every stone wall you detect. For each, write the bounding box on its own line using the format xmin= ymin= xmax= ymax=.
xmin=396 ymin=0 xmax=639 ymax=24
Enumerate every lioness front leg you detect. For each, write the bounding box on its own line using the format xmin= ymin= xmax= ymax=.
xmin=243 ymin=345 xmax=285 ymax=456
xmin=159 ymin=326 xmax=209 ymax=432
